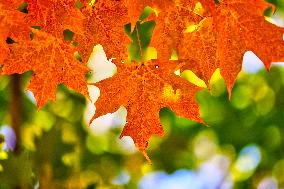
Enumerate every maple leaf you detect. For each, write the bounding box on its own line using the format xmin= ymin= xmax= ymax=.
xmin=177 ymin=0 xmax=284 ymax=94
xmin=90 ymin=60 xmax=203 ymax=159
xmin=0 ymin=0 xmax=30 ymax=64
xmin=74 ymin=0 xmax=130 ymax=64
xmin=1 ymin=29 xmax=89 ymax=108
xmin=25 ymin=0 xmax=84 ymax=38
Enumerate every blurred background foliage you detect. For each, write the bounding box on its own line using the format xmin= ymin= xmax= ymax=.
xmin=0 ymin=0 xmax=284 ymax=189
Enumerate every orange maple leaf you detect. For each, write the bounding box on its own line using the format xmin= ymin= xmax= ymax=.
xmin=1 ymin=29 xmax=89 ymax=108
xmin=25 ymin=0 xmax=84 ymax=38
xmin=90 ymin=60 xmax=203 ymax=160
xmin=153 ymin=0 xmax=284 ymax=95
xmin=74 ymin=0 xmax=130 ymax=64
xmin=212 ymin=0 xmax=284 ymax=94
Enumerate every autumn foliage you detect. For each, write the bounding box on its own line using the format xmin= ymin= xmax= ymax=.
xmin=0 ymin=0 xmax=283 ymax=158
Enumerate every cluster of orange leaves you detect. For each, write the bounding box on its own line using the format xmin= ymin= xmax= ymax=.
xmin=0 ymin=0 xmax=283 ymax=159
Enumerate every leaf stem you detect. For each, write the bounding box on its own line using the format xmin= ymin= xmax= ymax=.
xmin=135 ymin=24 xmax=143 ymax=61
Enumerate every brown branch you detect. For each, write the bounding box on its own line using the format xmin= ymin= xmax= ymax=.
xmin=10 ymin=74 xmax=22 ymax=154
